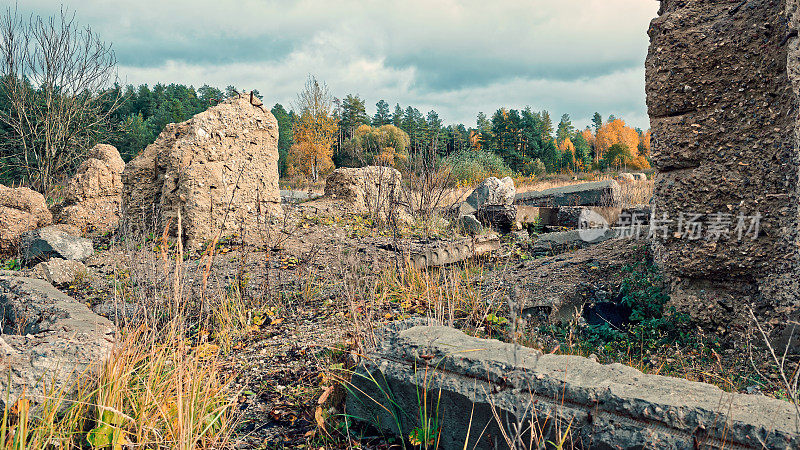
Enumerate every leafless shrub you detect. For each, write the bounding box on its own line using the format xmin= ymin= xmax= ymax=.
xmin=399 ymin=145 xmax=457 ymax=239
xmin=0 ymin=6 xmax=122 ymax=192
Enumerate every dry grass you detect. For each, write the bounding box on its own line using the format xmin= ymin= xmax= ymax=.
xmin=0 ymin=215 xmax=247 ymax=449
xmin=1 ymin=320 xmax=238 ymax=449
xmin=618 ymin=179 xmax=654 ymax=207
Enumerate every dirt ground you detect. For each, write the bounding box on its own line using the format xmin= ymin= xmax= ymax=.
xmin=28 ymin=179 xmax=785 ymax=449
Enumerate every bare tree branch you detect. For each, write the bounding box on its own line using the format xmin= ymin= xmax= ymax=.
xmin=0 ymin=6 xmax=122 ymax=193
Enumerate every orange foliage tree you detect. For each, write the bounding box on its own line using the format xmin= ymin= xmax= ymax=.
xmin=594 ymin=119 xmax=650 ymax=169
xmin=558 ymin=137 xmax=576 ymax=172
xmin=289 ymin=75 xmax=338 ymax=181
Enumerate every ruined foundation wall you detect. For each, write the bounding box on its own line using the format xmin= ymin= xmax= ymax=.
xmin=646 ymin=0 xmax=800 ymax=335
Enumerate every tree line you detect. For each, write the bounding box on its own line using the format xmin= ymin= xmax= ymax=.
xmin=0 ymin=77 xmax=651 ymax=187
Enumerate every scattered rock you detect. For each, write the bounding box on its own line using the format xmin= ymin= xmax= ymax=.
xmin=31 ymin=258 xmax=87 ymax=286
xmin=324 ymin=166 xmax=404 ymax=217
xmin=0 ymin=185 xmax=52 ymax=255
xmin=456 ymin=214 xmax=483 ymax=236
xmin=616 ymin=172 xmax=636 ymax=183
xmin=631 ymin=172 xmax=647 ymax=181
xmin=464 ymin=176 xmax=515 ymax=213
xmin=516 ymin=180 xmax=621 ymax=207
xmin=123 ymin=95 xmax=282 ymax=248
xmin=20 ymin=226 xmax=93 ymax=264
xmin=280 ymin=190 xmax=322 ymax=203
xmin=0 ymin=276 xmax=114 ymax=409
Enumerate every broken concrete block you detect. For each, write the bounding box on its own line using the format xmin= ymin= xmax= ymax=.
xmin=20 ymin=226 xmax=93 ymax=264
xmin=347 ymin=322 xmax=800 ymax=449
xmin=456 ymin=214 xmax=483 ymax=236
xmin=0 ymin=276 xmax=114 ymax=409
xmin=465 ymin=176 xmax=515 ymax=211
xmin=408 ymin=236 xmax=500 ymax=268
xmin=531 ymin=228 xmax=618 ymax=256
xmin=645 ymin=0 xmax=800 ymax=339
xmin=515 ymin=180 xmax=621 ymax=207
xmin=476 ymin=204 xmax=516 ymax=233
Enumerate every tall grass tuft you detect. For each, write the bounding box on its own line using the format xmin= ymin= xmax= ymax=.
xmin=0 ymin=320 xmax=237 ymax=449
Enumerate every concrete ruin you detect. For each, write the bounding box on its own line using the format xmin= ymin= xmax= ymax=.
xmin=515 ymin=180 xmax=621 ymax=207
xmin=646 ymin=0 xmax=800 ymax=338
xmin=348 ymin=321 xmax=800 ymax=449
xmin=58 ymin=144 xmax=126 ymax=235
xmin=0 ymin=276 xmax=115 ymax=409
xmin=122 ymin=95 xmax=282 ymax=248
xmin=408 ymin=236 xmax=501 ymax=268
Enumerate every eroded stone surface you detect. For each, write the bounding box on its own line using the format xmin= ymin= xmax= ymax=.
xmin=0 ymin=276 xmax=114 ymax=408
xmin=0 ymin=185 xmax=52 ymax=255
xmin=58 ymin=144 xmax=125 ymax=235
xmin=122 ymin=95 xmax=282 ymax=248
xmin=645 ymin=0 xmax=800 ymax=338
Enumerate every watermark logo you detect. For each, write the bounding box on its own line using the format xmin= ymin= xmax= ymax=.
xmin=577 ymin=209 xmax=610 ymax=242
xmin=578 ymin=209 xmax=762 ymax=242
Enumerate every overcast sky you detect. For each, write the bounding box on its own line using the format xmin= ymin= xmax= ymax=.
xmin=21 ymin=0 xmax=659 ymax=130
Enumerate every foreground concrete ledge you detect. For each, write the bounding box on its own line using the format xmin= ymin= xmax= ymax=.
xmin=347 ymin=322 xmax=799 ymax=449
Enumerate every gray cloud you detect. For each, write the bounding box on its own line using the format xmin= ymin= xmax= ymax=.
xmin=18 ymin=0 xmax=659 ymax=129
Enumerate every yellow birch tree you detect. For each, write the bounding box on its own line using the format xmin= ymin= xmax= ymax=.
xmin=291 ymin=75 xmax=338 ymax=181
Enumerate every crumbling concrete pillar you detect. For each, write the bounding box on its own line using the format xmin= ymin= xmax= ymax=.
xmin=646 ymin=0 xmax=800 ymax=340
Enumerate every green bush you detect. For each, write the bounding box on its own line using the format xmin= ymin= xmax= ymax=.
xmin=443 ymin=149 xmax=511 ymax=185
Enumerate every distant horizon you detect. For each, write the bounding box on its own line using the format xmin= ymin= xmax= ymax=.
xmin=18 ymin=0 xmax=659 ymax=130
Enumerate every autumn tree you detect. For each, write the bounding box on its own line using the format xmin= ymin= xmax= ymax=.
xmin=342 ymin=124 xmax=410 ymax=168
xmin=558 ymin=137 xmax=576 ymax=172
xmin=290 ymin=75 xmax=338 ymax=181
xmin=594 ymin=118 xmax=640 ymax=164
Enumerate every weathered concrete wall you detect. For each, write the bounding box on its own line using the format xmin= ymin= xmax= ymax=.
xmin=515 ymin=180 xmax=621 ymax=207
xmin=123 ymin=95 xmax=282 ymax=248
xmin=348 ymin=322 xmax=800 ymax=449
xmin=646 ymin=0 xmax=800 ymax=336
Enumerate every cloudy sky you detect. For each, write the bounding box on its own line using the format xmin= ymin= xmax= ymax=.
xmin=21 ymin=0 xmax=659 ymax=130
